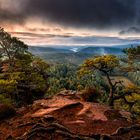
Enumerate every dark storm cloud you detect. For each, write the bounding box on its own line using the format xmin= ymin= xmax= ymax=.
xmin=119 ymin=27 xmax=140 ymax=35
xmin=0 ymin=9 xmax=24 ymax=24
xmin=0 ymin=0 xmax=26 ymax=24
xmin=10 ymin=32 xmax=71 ymax=38
xmin=23 ymin=0 xmax=139 ymax=29
xmin=0 ymin=0 xmax=140 ymax=29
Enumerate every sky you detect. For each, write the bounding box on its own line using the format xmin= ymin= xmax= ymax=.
xmin=0 ymin=0 xmax=140 ymax=46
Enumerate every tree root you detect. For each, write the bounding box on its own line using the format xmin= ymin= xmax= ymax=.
xmin=48 ymin=122 xmax=70 ymax=133
xmin=16 ymin=122 xmax=36 ymax=128
xmin=114 ymin=125 xmax=140 ymax=135
xmin=14 ymin=116 xmax=140 ymax=140
xmin=56 ymin=130 xmax=97 ymax=140
xmin=16 ymin=119 xmax=97 ymax=140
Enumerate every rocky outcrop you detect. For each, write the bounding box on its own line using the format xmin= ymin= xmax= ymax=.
xmin=0 ymin=90 xmax=139 ymax=140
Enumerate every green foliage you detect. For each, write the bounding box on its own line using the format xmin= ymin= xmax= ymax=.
xmin=0 ymin=28 xmax=49 ymax=106
xmin=0 ymin=65 xmax=49 ymax=105
xmin=0 ymin=79 xmax=17 ymax=94
xmin=123 ymin=46 xmax=140 ymax=60
xmin=79 ymin=55 xmax=120 ymax=106
xmin=0 ymin=94 xmax=12 ymax=105
xmin=79 ymin=55 xmax=119 ymax=76
xmin=47 ymin=62 xmax=106 ymax=97
xmin=121 ymin=46 xmax=140 ymax=85
xmin=115 ymin=85 xmax=140 ymax=118
xmin=47 ymin=64 xmax=78 ymax=96
xmin=0 ymin=27 xmax=28 ymax=62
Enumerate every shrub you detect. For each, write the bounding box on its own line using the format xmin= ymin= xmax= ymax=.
xmin=81 ymin=87 xmax=100 ymax=102
xmin=0 ymin=104 xmax=16 ymax=120
xmin=0 ymin=94 xmax=12 ymax=105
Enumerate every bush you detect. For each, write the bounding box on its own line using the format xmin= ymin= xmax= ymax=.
xmin=0 ymin=104 xmax=16 ymax=120
xmin=81 ymin=87 xmax=100 ymax=102
xmin=0 ymin=94 xmax=12 ymax=105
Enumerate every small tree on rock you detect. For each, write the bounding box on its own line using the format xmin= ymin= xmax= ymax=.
xmin=79 ymin=55 xmax=120 ymax=106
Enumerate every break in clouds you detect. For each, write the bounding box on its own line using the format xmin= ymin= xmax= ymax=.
xmin=0 ymin=0 xmax=140 ymax=30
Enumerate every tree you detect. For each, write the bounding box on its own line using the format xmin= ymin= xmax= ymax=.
xmin=48 ymin=64 xmax=78 ymax=95
xmin=0 ymin=28 xmax=49 ymax=105
xmin=79 ymin=55 xmax=120 ymax=106
xmin=0 ymin=28 xmax=29 ymax=67
xmin=121 ymin=46 xmax=140 ymax=114
xmin=121 ymin=46 xmax=140 ymax=85
xmin=123 ymin=45 xmax=140 ymax=61
xmin=79 ymin=54 xmax=140 ymax=113
xmin=32 ymin=57 xmax=50 ymax=81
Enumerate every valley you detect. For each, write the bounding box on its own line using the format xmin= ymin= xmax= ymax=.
xmin=29 ymin=45 xmax=129 ymax=64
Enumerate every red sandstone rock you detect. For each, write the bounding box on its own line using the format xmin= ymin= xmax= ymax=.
xmin=0 ymin=90 xmax=139 ymax=140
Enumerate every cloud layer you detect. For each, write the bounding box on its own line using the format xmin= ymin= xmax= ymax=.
xmin=119 ymin=27 xmax=140 ymax=35
xmin=1 ymin=0 xmax=140 ymax=45
xmin=10 ymin=31 xmax=140 ymax=46
xmin=0 ymin=0 xmax=140 ymax=29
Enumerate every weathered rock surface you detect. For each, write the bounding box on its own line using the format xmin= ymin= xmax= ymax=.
xmin=0 ymin=90 xmax=140 ymax=140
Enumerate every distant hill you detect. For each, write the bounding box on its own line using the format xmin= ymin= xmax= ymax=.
xmin=78 ymin=47 xmax=124 ymax=55
xmin=29 ymin=44 xmax=137 ymax=64
xmin=29 ymin=47 xmax=73 ymax=54
xmin=29 ymin=46 xmax=93 ymax=64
